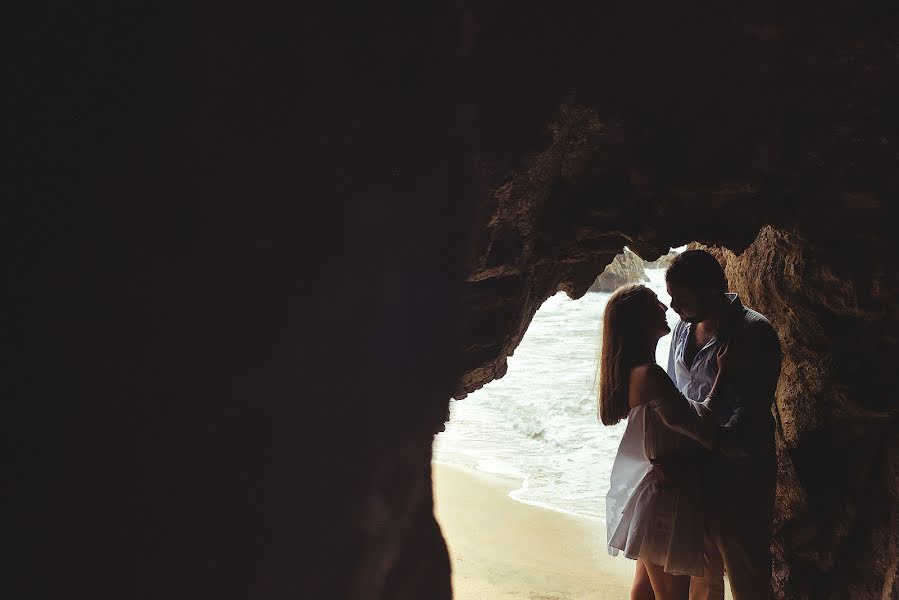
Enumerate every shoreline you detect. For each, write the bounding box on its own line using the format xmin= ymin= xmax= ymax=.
xmin=434 ymin=458 xmax=604 ymax=523
xmin=432 ymin=462 xmax=635 ymax=599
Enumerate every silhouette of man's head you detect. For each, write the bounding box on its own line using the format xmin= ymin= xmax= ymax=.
xmin=665 ymin=249 xmax=728 ymax=323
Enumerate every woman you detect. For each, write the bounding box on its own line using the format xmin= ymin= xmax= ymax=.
xmin=599 ymin=284 xmax=728 ymax=600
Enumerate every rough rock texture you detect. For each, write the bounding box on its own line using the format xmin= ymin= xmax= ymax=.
xmin=644 ymin=250 xmax=679 ymax=270
xmin=588 ymin=249 xmax=650 ymax=293
xmin=703 ymin=230 xmax=899 ymax=599
xmin=11 ymin=2 xmax=899 ymax=600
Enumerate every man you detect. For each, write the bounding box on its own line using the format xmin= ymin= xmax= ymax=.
xmin=659 ymin=249 xmax=782 ymax=600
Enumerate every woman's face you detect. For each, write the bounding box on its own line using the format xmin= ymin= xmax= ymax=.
xmin=643 ymin=290 xmax=671 ymax=337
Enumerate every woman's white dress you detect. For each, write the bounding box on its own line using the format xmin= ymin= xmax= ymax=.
xmin=606 ymin=402 xmax=706 ymax=577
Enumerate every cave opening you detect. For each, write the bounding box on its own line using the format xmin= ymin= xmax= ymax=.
xmin=443 ymin=219 xmax=896 ymax=600
xmin=434 ymin=247 xmax=693 ymax=598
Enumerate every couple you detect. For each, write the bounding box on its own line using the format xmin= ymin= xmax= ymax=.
xmin=601 ymin=250 xmax=782 ymax=600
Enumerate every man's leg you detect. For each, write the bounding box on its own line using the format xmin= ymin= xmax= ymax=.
xmin=689 ymin=527 xmax=725 ymax=600
xmin=711 ymin=480 xmax=775 ymax=600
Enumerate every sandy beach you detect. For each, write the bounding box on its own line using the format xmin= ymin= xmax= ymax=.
xmin=433 ymin=463 xmax=635 ymax=600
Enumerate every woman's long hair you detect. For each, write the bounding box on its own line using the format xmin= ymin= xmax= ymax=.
xmin=598 ymin=284 xmax=651 ymax=425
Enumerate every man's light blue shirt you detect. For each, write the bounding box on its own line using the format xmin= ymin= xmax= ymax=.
xmin=666 ymin=293 xmax=782 ymax=471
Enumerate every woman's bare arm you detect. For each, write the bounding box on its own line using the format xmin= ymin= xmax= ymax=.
xmin=637 ymin=364 xmax=723 ymax=450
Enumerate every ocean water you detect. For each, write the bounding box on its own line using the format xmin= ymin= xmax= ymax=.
xmin=434 ymin=268 xmax=678 ymax=521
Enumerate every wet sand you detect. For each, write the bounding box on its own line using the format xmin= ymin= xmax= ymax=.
xmin=433 ymin=463 xmax=635 ymax=600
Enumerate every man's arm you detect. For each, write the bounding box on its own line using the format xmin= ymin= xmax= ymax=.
xmin=719 ymin=319 xmax=782 ymax=456
xmin=643 ymin=365 xmax=720 ymax=450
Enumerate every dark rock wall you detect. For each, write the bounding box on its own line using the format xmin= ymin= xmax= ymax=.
xmin=704 ymin=229 xmax=898 ymax=598
xmin=12 ymin=3 xmax=474 ymax=599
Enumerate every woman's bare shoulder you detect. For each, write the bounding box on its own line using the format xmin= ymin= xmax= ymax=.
xmin=629 ymin=363 xmax=670 ymax=385
xmin=628 ymin=364 xmax=670 ymax=407
xmin=629 ymin=364 xmax=675 ymax=406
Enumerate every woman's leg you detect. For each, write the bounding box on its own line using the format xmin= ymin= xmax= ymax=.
xmin=643 ymin=560 xmax=690 ymax=600
xmin=631 ymin=559 xmax=655 ymax=600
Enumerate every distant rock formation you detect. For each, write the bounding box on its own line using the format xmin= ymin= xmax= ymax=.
xmin=589 ymin=249 xmax=649 ymax=292
xmin=644 ymin=249 xmax=679 ymax=270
